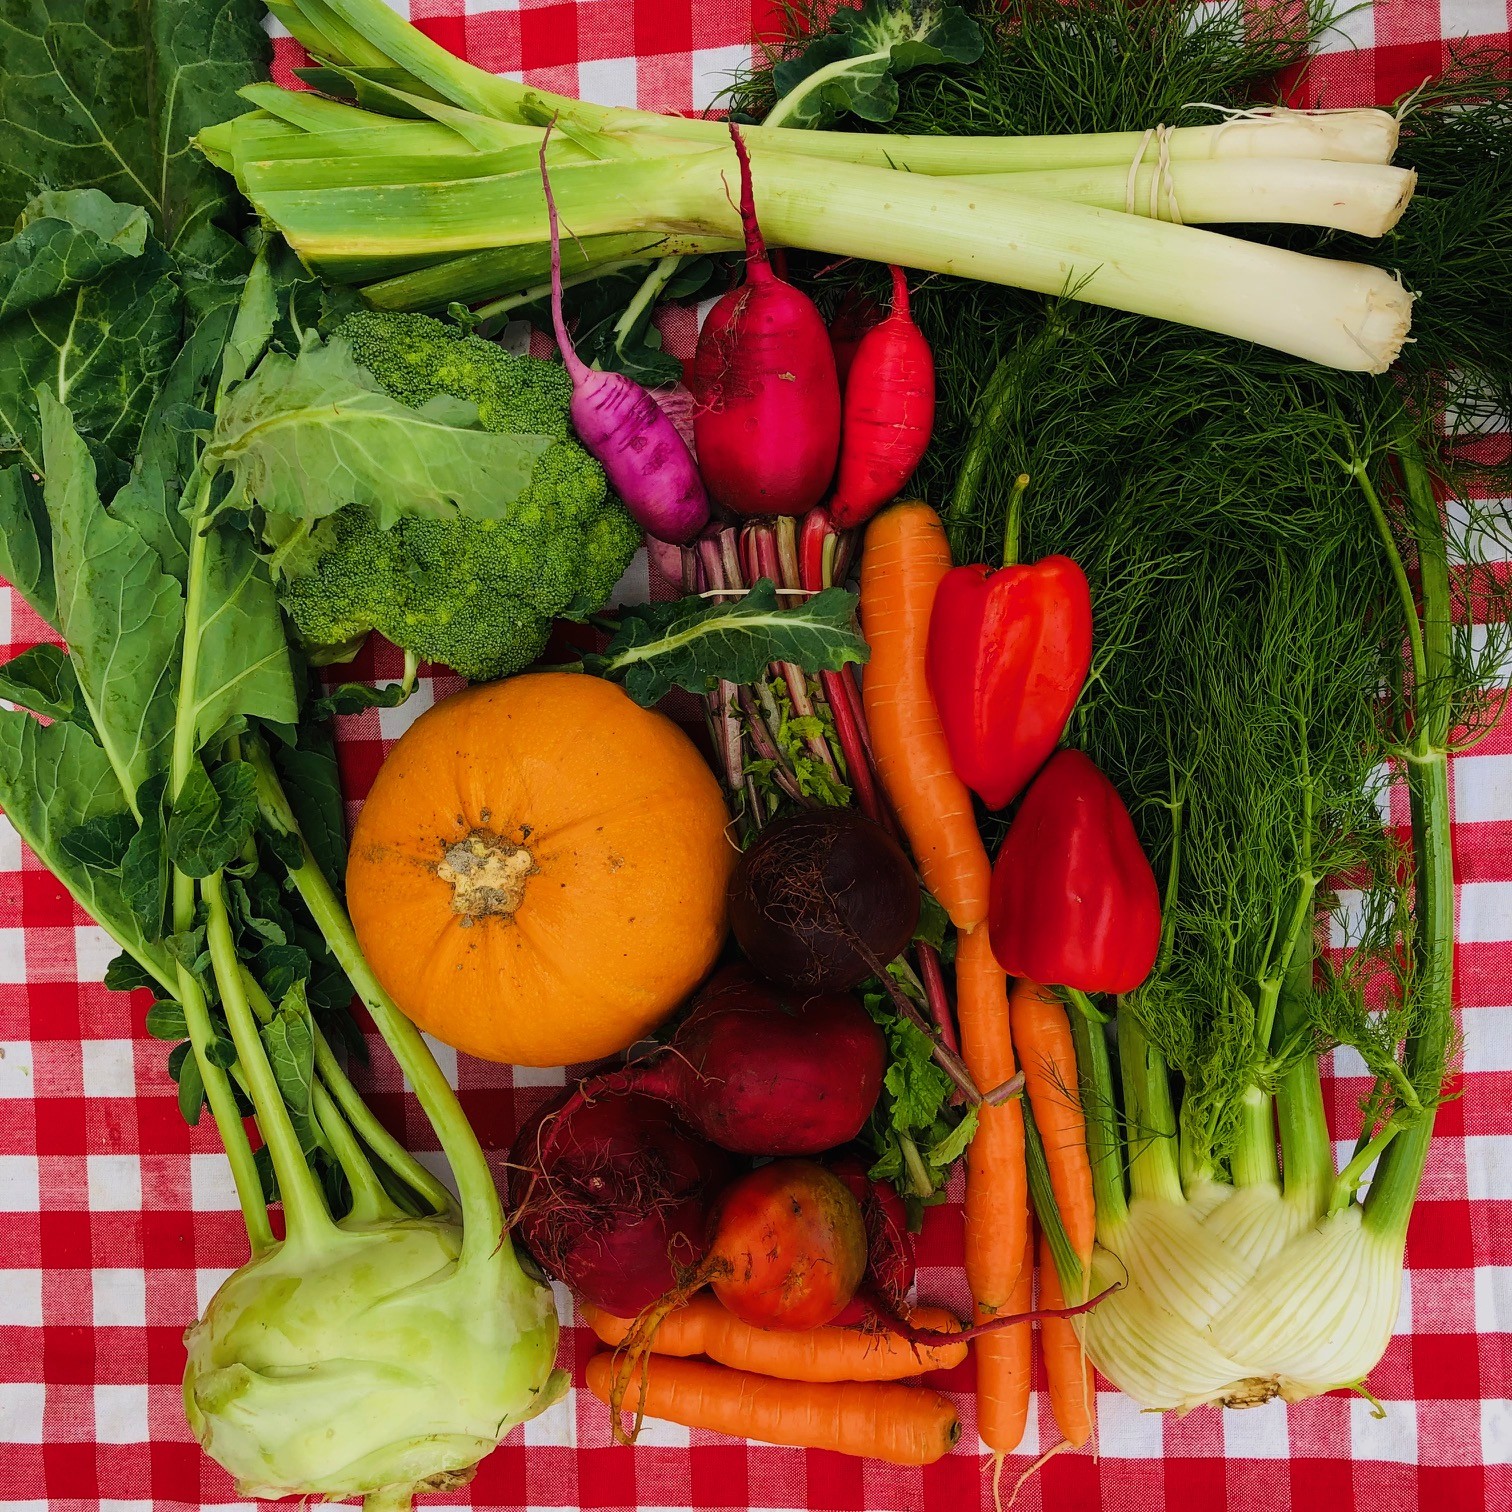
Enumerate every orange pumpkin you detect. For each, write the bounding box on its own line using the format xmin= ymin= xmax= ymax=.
xmin=347 ymin=673 xmax=734 ymax=1067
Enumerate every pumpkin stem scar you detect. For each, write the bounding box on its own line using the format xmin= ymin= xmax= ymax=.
xmin=437 ymin=830 xmax=537 ymax=920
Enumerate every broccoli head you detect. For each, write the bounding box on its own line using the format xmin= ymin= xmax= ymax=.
xmin=276 ymin=310 xmax=640 ymax=681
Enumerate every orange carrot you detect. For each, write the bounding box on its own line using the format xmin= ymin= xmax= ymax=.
xmin=582 ymin=1295 xmax=968 ymax=1380
xmin=1038 ymin=1228 xmax=1095 ymax=1449
xmin=1008 ymin=978 xmax=1096 ymax=1266
xmin=860 ymin=501 xmax=991 ymax=930
xmin=955 ymin=924 xmax=1029 ymax=1454
xmin=974 ymin=1205 xmax=1035 ymax=1459
xmin=585 ymin=1352 xmax=960 ymax=1464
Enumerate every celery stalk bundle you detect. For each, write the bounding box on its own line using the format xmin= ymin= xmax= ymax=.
xmin=198 ymin=0 xmax=1418 ymax=372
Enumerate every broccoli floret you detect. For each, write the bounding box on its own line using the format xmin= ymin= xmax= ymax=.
xmin=277 ymin=311 xmax=639 ymax=681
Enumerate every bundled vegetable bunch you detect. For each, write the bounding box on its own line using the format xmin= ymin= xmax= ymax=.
xmin=202 ymin=0 xmax=1422 ymax=373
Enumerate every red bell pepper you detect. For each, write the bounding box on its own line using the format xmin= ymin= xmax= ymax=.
xmin=926 ymin=549 xmax=1092 ymax=810
xmin=988 ymin=748 xmax=1161 ymax=995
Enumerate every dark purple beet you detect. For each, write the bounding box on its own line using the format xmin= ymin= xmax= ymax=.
xmin=729 ymin=808 xmax=920 ymax=991
xmin=508 ymin=1087 xmax=732 ymax=1316
xmin=826 ymin=1152 xmax=917 ymax=1325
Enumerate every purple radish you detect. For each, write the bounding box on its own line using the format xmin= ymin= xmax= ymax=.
xmin=538 ymin=135 xmax=709 ymax=546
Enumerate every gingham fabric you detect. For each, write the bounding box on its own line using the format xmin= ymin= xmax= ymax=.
xmin=2 ymin=2 xmax=1510 ymax=1508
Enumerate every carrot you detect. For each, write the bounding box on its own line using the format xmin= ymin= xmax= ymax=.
xmin=582 ymin=1295 xmax=967 ymax=1381
xmin=954 ymin=923 xmax=1029 ymax=1454
xmin=1038 ymin=1227 xmax=1095 ymax=1449
xmin=1008 ymin=977 xmax=1096 ymax=1267
xmin=974 ymin=1206 xmax=1035 ymax=1460
xmin=586 ymin=1352 xmax=960 ymax=1464
xmin=860 ymin=501 xmax=992 ymax=931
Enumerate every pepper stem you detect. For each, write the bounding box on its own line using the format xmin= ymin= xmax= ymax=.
xmin=1002 ymin=473 xmax=1030 ymax=568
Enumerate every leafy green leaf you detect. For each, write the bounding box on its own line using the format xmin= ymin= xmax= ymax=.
xmin=104 ymin=952 xmax=157 ymax=993
xmin=927 ymin=1104 xmax=978 ymax=1166
xmin=0 ymin=234 xmax=181 ymax=476
xmin=0 ymin=467 xmax=56 ymax=626
xmin=40 ymin=391 xmax=183 ymax=796
xmin=166 ymin=757 xmax=256 ymax=878
xmin=272 ymin=725 xmax=349 ymax=885
xmin=265 ymin=979 xmax=320 ymax=1155
xmin=913 ymin=890 xmax=949 ymax=952
xmin=0 ymin=0 xmax=268 ymax=266
xmin=169 ymin=1039 xmax=205 ymax=1124
xmin=145 ymin=1000 xmax=189 ymax=1040
xmin=206 ymin=334 xmax=553 ymax=531
xmin=0 ymin=645 xmax=93 ymax=734
xmin=591 ymin=579 xmax=869 ymax=705
xmin=0 ymin=190 xmax=149 ymax=321
xmin=120 ymin=773 xmax=170 ymax=938
xmin=769 ymin=0 xmax=982 ymax=130
xmin=58 ymin=811 xmax=136 ymax=870
xmin=186 ymin=516 xmax=299 ymax=749
xmin=216 ymin=248 xmax=277 ymax=400
xmin=0 ymin=710 xmax=172 ymax=990
xmin=308 ymin=678 xmax=414 ymax=721
xmin=253 ymin=942 xmax=313 ymax=1002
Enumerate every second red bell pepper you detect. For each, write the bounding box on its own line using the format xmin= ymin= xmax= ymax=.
xmin=926 ymin=551 xmax=1093 ymax=810
xmin=988 ymin=748 xmax=1161 ymax=995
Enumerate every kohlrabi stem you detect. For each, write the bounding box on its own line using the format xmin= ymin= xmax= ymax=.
xmin=1116 ymin=1010 xmax=1184 ymax=1205
xmin=169 ymin=474 xmax=273 ymax=1254
xmin=1069 ymin=1006 xmax=1129 ymax=1233
xmin=203 ymin=872 xmax=337 ymax=1243
xmin=313 ymin=1080 xmax=403 ymax=1224
xmin=1364 ymin=421 xmax=1455 ymax=1245
xmin=248 ymin=745 xmax=508 ymax=1268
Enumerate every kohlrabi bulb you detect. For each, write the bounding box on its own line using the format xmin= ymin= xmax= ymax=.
xmin=182 ymin=1214 xmax=564 ymax=1503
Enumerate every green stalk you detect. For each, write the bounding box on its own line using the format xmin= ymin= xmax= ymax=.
xmin=1274 ymin=884 xmax=1334 ymax=1219
xmin=170 ymin=480 xmax=272 ymax=1254
xmin=241 ymin=969 xmax=448 ymax=1218
xmin=1116 ymin=1010 xmax=1184 ymax=1204
xmin=312 ymin=1081 xmax=403 ymax=1225
xmin=1069 ymin=1006 xmax=1129 ymax=1233
xmin=1362 ymin=421 xmax=1455 ymax=1243
xmin=248 ymin=745 xmax=508 ymax=1269
xmin=1024 ymin=1100 xmax=1085 ymax=1302
xmin=1231 ymin=1088 xmax=1280 ymax=1188
xmin=203 ymin=873 xmax=336 ymax=1244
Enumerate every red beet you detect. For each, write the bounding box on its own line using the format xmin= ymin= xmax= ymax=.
xmin=691 ymin=125 xmax=841 ymax=517
xmin=558 ymin=964 xmax=886 ymax=1157
xmin=827 ymin=1153 xmax=917 ymax=1324
xmin=508 ymin=1087 xmax=731 ymax=1316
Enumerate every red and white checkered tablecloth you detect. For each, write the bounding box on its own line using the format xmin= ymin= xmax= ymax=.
xmin=2 ymin=2 xmax=1510 ymax=1509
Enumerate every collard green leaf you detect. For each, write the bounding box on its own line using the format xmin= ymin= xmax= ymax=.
xmin=120 ymin=773 xmax=170 ymax=938
xmin=206 ymin=335 xmax=552 ymax=531
xmin=0 ymin=238 xmax=181 ymax=476
xmin=0 ymin=709 xmax=172 ymax=990
xmin=0 ymin=467 xmax=56 ymax=626
xmin=58 ymin=810 xmax=136 ymax=870
xmin=169 ymin=1039 xmax=206 ymax=1124
xmin=0 ymin=190 xmax=149 ymax=321
xmin=0 ymin=0 xmax=268 ymax=266
xmin=265 ymin=979 xmax=320 ymax=1155
xmin=145 ymin=999 xmax=189 ymax=1040
xmin=216 ymin=249 xmax=277 ymax=400
xmin=0 ymin=645 xmax=93 ymax=734
xmin=187 ymin=517 xmax=299 ymax=748
xmin=308 ymin=678 xmax=413 ymax=721
xmin=253 ymin=942 xmax=313 ymax=1002
xmin=770 ymin=0 xmax=982 ymax=130
xmin=41 ymin=391 xmax=183 ymax=797
xmin=590 ymin=579 xmax=869 ymax=705
xmin=104 ymin=951 xmax=157 ymax=993
xmin=166 ymin=757 xmax=256 ymax=878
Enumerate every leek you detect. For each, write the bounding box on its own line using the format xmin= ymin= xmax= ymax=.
xmin=202 ymin=0 xmax=1416 ymax=372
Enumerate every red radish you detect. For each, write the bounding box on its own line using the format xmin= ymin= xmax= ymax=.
xmin=543 ymin=965 xmax=886 ymax=1158
xmin=508 ymin=1086 xmax=731 ymax=1316
xmin=828 ymin=286 xmax=882 ymax=393
xmin=829 ymin=266 xmax=936 ymax=529
xmin=691 ymin=126 xmax=841 ymax=517
xmin=538 ymin=135 xmax=709 ymax=545
xmin=827 ymin=1153 xmax=917 ymax=1324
